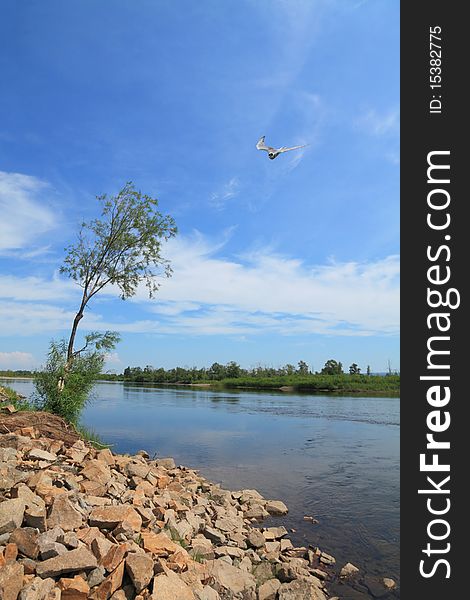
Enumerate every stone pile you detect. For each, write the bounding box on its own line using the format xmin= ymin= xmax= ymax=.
xmin=0 ymin=427 xmax=334 ymax=599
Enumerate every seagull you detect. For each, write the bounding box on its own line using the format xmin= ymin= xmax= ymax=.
xmin=256 ymin=135 xmax=308 ymax=160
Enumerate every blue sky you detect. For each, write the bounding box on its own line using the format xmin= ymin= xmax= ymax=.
xmin=0 ymin=0 xmax=399 ymax=373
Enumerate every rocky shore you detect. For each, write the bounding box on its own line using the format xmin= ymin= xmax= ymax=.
xmin=0 ymin=411 xmax=396 ymax=599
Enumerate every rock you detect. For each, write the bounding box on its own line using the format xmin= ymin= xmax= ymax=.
xmin=258 ymin=579 xmax=281 ymax=600
xmin=24 ymin=511 xmax=47 ymax=533
xmin=156 ymin=458 xmax=176 ymax=470
xmin=239 ymin=489 xmax=265 ymax=504
xmin=36 ymin=546 xmax=98 ymax=578
xmin=48 ymin=495 xmax=84 ymax=531
xmin=263 ymin=526 xmax=287 ymax=540
xmin=9 ymin=527 xmax=40 ymax=559
xmin=125 ymin=552 xmax=154 ymax=592
xmin=80 ymin=480 xmax=107 ymax=497
xmin=89 ymin=560 xmax=125 ymax=600
xmin=383 ymin=577 xmax=396 ymax=589
xmin=207 ymin=558 xmax=256 ymax=596
xmin=89 ymin=505 xmax=142 ymax=531
xmin=365 ymin=575 xmax=392 ymax=598
xmin=59 ymin=575 xmax=90 ymax=599
xmin=0 ymin=465 xmax=29 ymax=490
xmin=11 ymin=484 xmax=46 ymax=512
xmin=101 ymin=543 xmax=128 ymax=572
xmin=38 ymin=526 xmax=64 ymax=544
xmin=265 ymin=541 xmax=280 ymax=553
xmin=265 ymin=500 xmax=288 ymax=516
xmin=0 ymin=562 xmax=24 ymax=600
xmin=75 ymin=526 xmax=102 ymax=543
xmin=319 ymin=551 xmax=335 ymax=565
xmin=190 ymin=537 xmax=214 ymax=560
xmin=0 ymin=498 xmax=25 ymax=534
xmin=126 ymin=462 xmax=150 ymax=479
xmin=96 ymin=449 xmax=115 ymax=466
xmin=4 ymin=542 xmax=18 ymax=563
xmin=0 ymin=447 xmax=17 ymax=461
xmin=195 ymin=586 xmax=220 ymax=600
xmin=243 ymin=504 xmax=268 ymax=520
xmin=152 ymin=570 xmax=195 ymax=600
xmin=214 ymin=515 xmax=243 ymax=533
xmin=39 ymin=542 xmax=68 ymax=560
xmin=340 ymin=562 xmax=360 ymax=578
xmin=29 ymin=448 xmax=57 ymax=462
xmin=141 ymin=531 xmax=179 ymax=555
xmin=278 ymin=578 xmax=327 ymax=600
xmin=280 ymin=538 xmax=293 ymax=552
xmin=59 ymin=531 xmax=80 ymax=549
xmin=310 ymin=569 xmax=328 ymax=581
xmin=18 ymin=576 xmax=56 ymax=600
xmin=87 ymin=566 xmax=106 ymax=588
xmin=81 ymin=460 xmax=112 ymax=485
xmin=91 ymin=536 xmax=114 ymax=562
xmin=214 ymin=546 xmax=245 ymax=560
xmin=19 ymin=557 xmax=37 ymax=575
xmin=202 ymin=526 xmax=226 ymax=545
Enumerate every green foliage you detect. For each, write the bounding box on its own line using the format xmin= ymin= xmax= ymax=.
xmin=33 ymin=339 xmax=108 ymax=423
xmin=0 ymin=385 xmax=32 ymax=411
xmin=117 ymin=361 xmax=399 ymax=395
xmin=321 ymin=359 xmax=344 ymax=375
xmin=219 ymin=374 xmax=400 ymax=394
xmin=60 ymin=182 xmax=177 ymax=302
xmin=35 ymin=182 xmax=176 ymax=424
xmin=165 ymin=526 xmax=188 ymax=548
xmin=75 ymin=424 xmax=111 ymax=449
xmin=297 ymin=360 xmax=309 ymax=375
xmin=349 ymin=363 xmax=361 ymax=375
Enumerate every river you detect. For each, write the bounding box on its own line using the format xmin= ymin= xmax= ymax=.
xmin=2 ymin=378 xmax=400 ymax=595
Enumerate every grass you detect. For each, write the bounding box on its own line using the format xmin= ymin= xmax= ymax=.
xmin=191 ymin=550 xmax=206 ymax=563
xmin=211 ymin=374 xmax=400 ymax=395
xmin=165 ymin=526 xmax=188 ymax=548
xmin=0 ymin=384 xmax=34 ymax=411
xmin=75 ymin=423 xmax=112 ymax=449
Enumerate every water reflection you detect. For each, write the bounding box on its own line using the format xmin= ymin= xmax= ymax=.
xmin=1 ymin=378 xmax=400 ymax=590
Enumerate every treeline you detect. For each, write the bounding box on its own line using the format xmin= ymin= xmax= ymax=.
xmin=99 ymin=359 xmax=399 ymax=386
xmin=1 ymin=361 xmax=400 ymax=394
xmin=0 ymin=370 xmax=35 ymax=377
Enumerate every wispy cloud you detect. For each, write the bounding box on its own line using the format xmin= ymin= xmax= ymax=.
xmin=0 ymin=232 xmax=399 ymax=339
xmin=0 ymin=172 xmax=59 ymax=252
xmin=131 ymin=233 xmax=399 ymax=336
xmin=356 ymin=108 xmax=399 ymax=136
xmin=209 ymin=177 xmax=240 ymax=210
xmin=0 ymin=351 xmax=37 ymax=370
xmin=0 ymin=274 xmax=77 ymax=302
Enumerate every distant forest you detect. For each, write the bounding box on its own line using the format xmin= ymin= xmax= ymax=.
xmin=0 ymin=360 xmax=400 ymax=394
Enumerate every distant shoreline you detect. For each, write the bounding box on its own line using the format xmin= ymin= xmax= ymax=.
xmin=1 ymin=375 xmax=400 ymax=397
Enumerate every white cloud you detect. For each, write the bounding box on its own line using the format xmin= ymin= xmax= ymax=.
xmin=0 ymin=351 xmax=37 ymax=370
xmin=0 ymin=274 xmax=77 ymax=302
xmin=0 ymin=232 xmax=399 ymax=339
xmin=209 ymin=177 xmax=240 ymax=210
xmin=135 ymin=232 xmax=400 ymax=336
xmin=0 ymin=172 xmax=59 ymax=251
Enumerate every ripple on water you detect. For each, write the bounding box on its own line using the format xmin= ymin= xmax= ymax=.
xmin=0 ymin=379 xmax=400 ymax=596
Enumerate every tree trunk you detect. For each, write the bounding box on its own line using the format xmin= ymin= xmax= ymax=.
xmin=58 ymin=309 xmax=84 ymax=392
xmin=66 ymin=312 xmax=84 ymax=365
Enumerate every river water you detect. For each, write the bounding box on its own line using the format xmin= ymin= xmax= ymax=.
xmin=2 ymin=378 xmax=400 ymax=595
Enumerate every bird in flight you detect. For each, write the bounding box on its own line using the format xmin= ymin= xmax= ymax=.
xmin=256 ymin=135 xmax=308 ymax=160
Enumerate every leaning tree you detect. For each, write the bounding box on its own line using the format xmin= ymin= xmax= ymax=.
xmin=60 ymin=182 xmax=177 ymax=376
xmin=35 ymin=182 xmax=177 ymax=421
